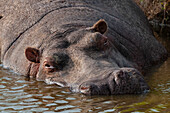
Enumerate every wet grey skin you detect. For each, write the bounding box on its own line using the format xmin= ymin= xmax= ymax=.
xmin=0 ymin=0 xmax=167 ymax=95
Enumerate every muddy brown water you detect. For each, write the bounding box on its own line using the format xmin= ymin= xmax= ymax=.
xmin=0 ymin=35 xmax=169 ymax=113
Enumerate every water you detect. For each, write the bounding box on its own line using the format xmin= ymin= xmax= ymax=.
xmin=0 ymin=37 xmax=169 ymax=113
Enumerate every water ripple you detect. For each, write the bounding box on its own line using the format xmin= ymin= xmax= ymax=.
xmin=0 ymin=58 xmax=170 ymax=112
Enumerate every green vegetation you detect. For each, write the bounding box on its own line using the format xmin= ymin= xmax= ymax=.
xmin=134 ymin=0 xmax=169 ymax=35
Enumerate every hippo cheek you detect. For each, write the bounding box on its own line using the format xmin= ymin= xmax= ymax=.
xmin=79 ymin=68 xmax=150 ymax=95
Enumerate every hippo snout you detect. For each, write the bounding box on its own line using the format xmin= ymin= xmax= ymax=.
xmin=79 ymin=68 xmax=150 ymax=95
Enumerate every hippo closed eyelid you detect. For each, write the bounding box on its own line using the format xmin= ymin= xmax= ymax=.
xmin=44 ymin=64 xmax=55 ymax=69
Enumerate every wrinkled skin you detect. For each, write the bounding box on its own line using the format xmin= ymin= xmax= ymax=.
xmin=0 ymin=0 xmax=168 ymax=95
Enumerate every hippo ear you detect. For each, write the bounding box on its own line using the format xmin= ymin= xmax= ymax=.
xmin=25 ymin=47 xmax=40 ymax=63
xmin=92 ymin=19 xmax=108 ymax=34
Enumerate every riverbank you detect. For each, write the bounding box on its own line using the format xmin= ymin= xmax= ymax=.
xmin=134 ymin=0 xmax=170 ymax=38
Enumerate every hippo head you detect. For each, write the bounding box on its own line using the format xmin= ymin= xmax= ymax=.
xmin=25 ymin=20 xmax=149 ymax=95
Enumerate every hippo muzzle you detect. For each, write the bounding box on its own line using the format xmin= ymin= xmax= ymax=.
xmin=79 ymin=68 xmax=149 ymax=95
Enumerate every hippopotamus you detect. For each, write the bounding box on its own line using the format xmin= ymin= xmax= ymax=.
xmin=0 ymin=0 xmax=168 ymax=95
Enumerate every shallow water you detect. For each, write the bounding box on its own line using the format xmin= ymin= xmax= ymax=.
xmin=0 ymin=58 xmax=169 ymax=113
xmin=0 ymin=37 xmax=169 ymax=113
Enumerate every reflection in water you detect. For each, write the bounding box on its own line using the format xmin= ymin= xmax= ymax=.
xmin=0 ymin=36 xmax=169 ymax=112
xmin=0 ymin=57 xmax=169 ymax=112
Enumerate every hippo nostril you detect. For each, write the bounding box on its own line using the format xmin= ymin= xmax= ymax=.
xmin=80 ymin=86 xmax=90 ymax=94
xmin=81 ymin=86 xmax=89 ymax=90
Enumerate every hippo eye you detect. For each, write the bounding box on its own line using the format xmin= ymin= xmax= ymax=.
xmin=44 ymin=63 xmax=55 ymax=73
xmin=104 ymin=39 xmax=108 ymax=46
xmin=45 ymin=64 xmax=55 ymax=69
xmin=45 ymin=64 xmax=50 ymax=68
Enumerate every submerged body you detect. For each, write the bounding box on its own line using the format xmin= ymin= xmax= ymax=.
xmin=0 ymin=0 xmax=167 ymax=95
